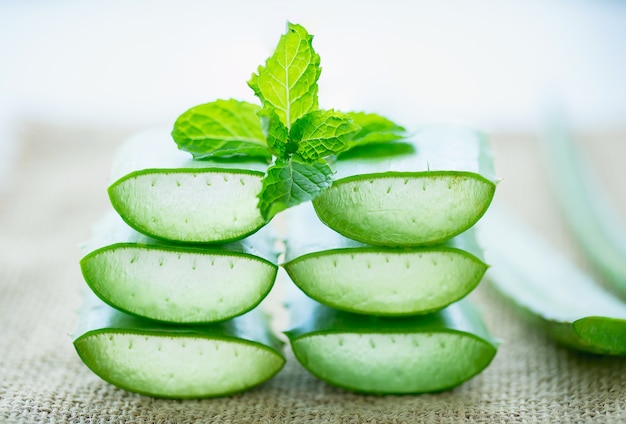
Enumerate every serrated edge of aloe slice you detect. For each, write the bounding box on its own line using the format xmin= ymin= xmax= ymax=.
xmin=80 ymin=243 xmax=278 ymax=323
xmin=108 ymin=167 xmax=267 ymax=244
xmin=74 ymin=329 xmax=286 ymax=399
xmin=331 ymin=169 xmax=494 ymax=187
xmin=283 ymin=245 xmax=487 ymax=316
xmin=313 ymin=170 xmax=496 ymax=246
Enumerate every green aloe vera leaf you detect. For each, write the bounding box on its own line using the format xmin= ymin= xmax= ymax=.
xmin=312 ymin=124 xmax=497 ymax=247
xmin=285 ymin=288 xmax=497 ymax=394
xmin=542 ymin=117 xmax=626 ymax=297
xmin=80 ymin=212 xmax=278 ymax=323
xmin=107 ymin=129 xmax=269 ymax=243
xmin=477 ymin=208 xmax=626 ymax=355
xmin=282 ymin=204 xmax=487 ymax=316
xmin=73 ymin=292 xmax=285 ymax=399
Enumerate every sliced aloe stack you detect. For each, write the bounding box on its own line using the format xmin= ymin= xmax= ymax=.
xmin=477 ymin=208 xmax=626 ymax=355
xmin=108 ymin=128 xmax=268 ymax=243
xmin=312 ymin=125 xmax=497 ymax=246
xmin=285 ymin=287 xmax=497 ymax=394
xmin=282 ymin=204 xmax=487 ymax=316
xmin=80 ymin=212 xmax=278 ymax=323
xmin=73 ymin=292 xmax=285 ymax=398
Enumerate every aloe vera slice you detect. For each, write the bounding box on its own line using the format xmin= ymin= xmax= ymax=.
xmin=477 ymin=209 xmax=626 ymax=355
xmin=73 ymin=293 xmax=285 ymax=398
xmin=80 ymin=212 xmax=278 ymax=323
xmin=312 ymin=125 xmax=497 ymax=246
xmin=285 ymin=288 xmax=497 ymax=394
xmin=542 ymin=118 xmax=626 ymax=297
xmin=282 ymin=204 xmax=487 ymax=316
xmin=108 ymin=129 xmax=268 ymax=243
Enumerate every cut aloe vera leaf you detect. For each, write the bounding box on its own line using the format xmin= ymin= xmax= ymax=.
xmin=285 ymin=287 xmax=497 ymax=394
xmin=282 ymin=203 xmax=487 ymax=316
xmin=80 ymin=212 xmax=278 ymax=323
xmin=477 ymin=208 xmax=626 ymax=355
xmin=73 ymin=292 xmax=285 ymax=399
xmin=312 ymin=125 xmax=497 ymax=246
xmin=541 ymin=117 xmax=626 ymax=297
xmin=108 ymin=128 xmax=269 ymax=243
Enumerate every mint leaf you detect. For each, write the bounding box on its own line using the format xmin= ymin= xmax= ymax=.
xmin=248 ymin=23 xmax=321 ymax=129
xmin=258 ymin=106 xmax=291 ymax=159
xmin=290 ymin=110 xmax=360 ymax=161
xmin=258 ymin=157 xmax=333 ymax=219
xmin=347 ymin=112 xmax=406 ymax=147
xmin=172 ymin=99 xmax=271 ymax=159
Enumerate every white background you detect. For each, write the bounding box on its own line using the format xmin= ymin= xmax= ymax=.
xmin=1 ymin=0 xmax=625 ymax=155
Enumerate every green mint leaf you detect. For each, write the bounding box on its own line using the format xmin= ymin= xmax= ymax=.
xmin=248 ymin=23 xmax=321 ymax=129
xmin=291 ymin=110 xmax=361 ymax=161
xmin=258 ymin=157 xmax=333 ymax=220
xmin=258 ymin=106 xmax=291 ymax=159
xmin=172 ymin=99 xmax=271 ymax=159
xmin=346 ymin=112 xmax=406 ymax=147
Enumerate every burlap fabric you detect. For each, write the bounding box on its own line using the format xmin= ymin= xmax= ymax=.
xmin=1 ymin=124 xmax=625 ymax=423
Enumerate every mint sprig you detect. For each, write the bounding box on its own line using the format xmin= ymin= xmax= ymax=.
xmin=171 ymin=23 xmax=406 ymax=221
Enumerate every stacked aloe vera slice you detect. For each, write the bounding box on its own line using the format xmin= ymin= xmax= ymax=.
xmin=74 ymin=23 xmax=501 ymax=398
xmin=74 ymin=130 xmax=285 ymax=398
xmin=282 ymin=125 xmax=499 ymax=394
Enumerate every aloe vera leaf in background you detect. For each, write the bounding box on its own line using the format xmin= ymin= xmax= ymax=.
xmin=477 ymin=208 xmax=626 ymax=355
xmin=312 ymin=124 xmax=498 ymax=247
xmin=80 ymin=212 xmax=278 ymax=324
xmin=73 ymin=292 xmax=285 ymax=399
xmin=107 ymin=129 xmax=269 ymax=243
xmin=285 ymin=287 xmax=497 ymax=394
xmin=282 ymin=203 xmax=487 ymax=316
xmin=541 ymin=117 xmax=626 ymax=297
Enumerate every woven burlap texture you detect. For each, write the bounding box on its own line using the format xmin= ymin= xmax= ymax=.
xmin=1 ymin=124 xmax=625 ymax=423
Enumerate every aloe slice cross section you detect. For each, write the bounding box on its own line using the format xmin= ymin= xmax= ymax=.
xmin=312 ymin=125 xmax=497 ymax=246
xmin=285 ymin=288 xmax=497 ymax=394
xmin=80 ymin=212 xmax=278 ymax=324
xmin=477 ymin=208 xmax=626 ymax=355
xmin=282 ymin=204 xmax=487 ymax=316
xmin=73 ymin=292 xmax=285 ymax=398
xmin=108 ymin=129 xmax=269 ymax=243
